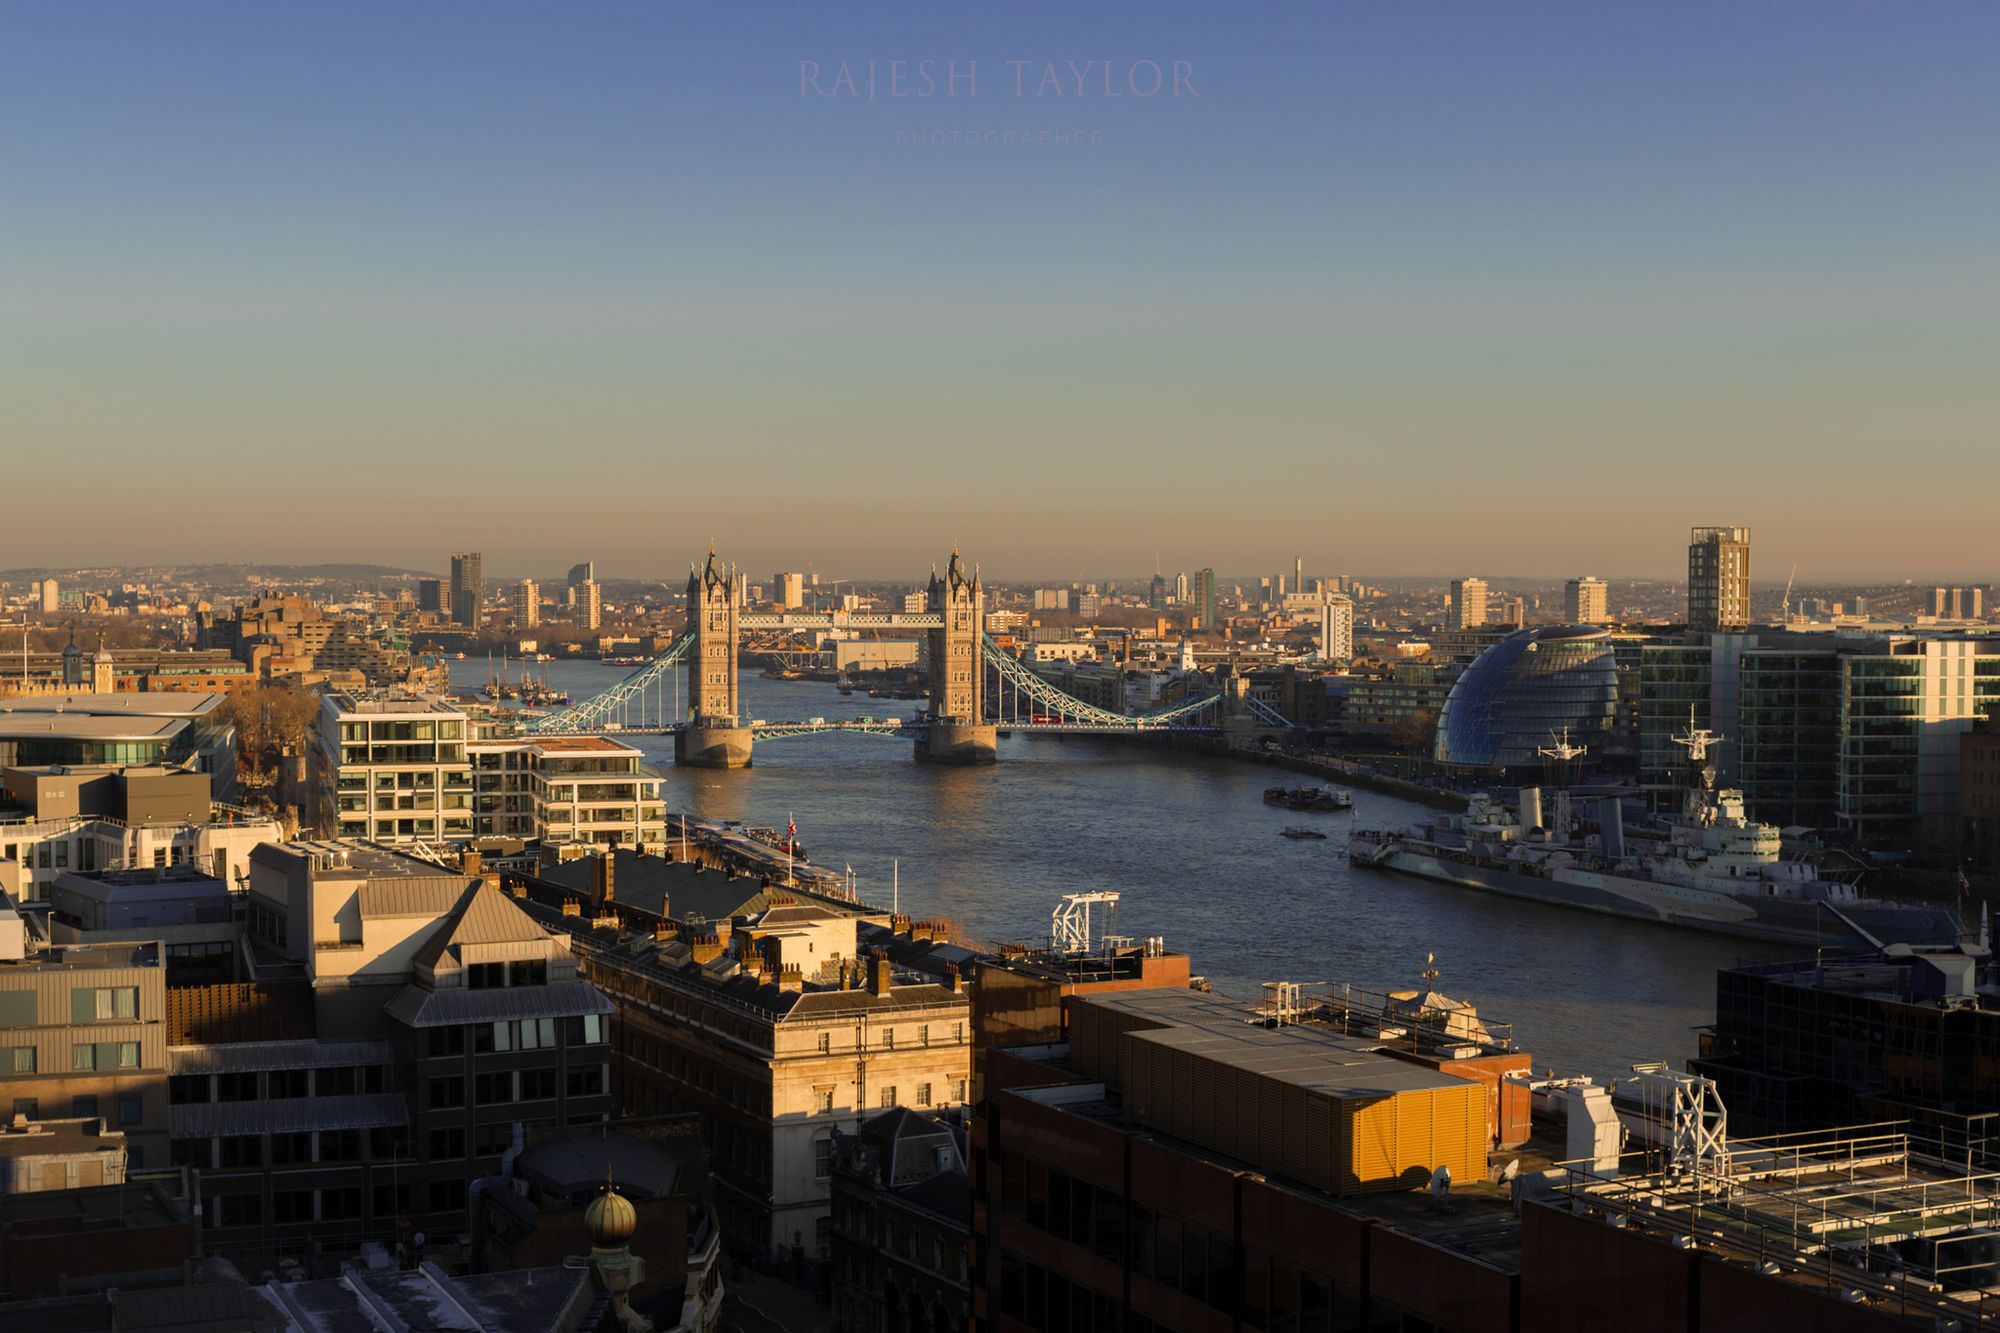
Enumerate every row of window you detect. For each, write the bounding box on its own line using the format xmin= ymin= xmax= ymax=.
xmin=813 ymin=1021 xmax=965 ymax=1054
xmin=171 ymin=1064 xmax=389 ymax=1104
xmin=8 ymin=1092 xmax=142 ymax=1125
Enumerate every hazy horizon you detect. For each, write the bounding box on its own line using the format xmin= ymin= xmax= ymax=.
xmin=4 ymin=2 xmax=1996 ymax=578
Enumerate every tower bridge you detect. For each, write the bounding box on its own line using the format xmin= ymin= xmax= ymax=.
xmin=524 ymin=546 xmax=1295 ymax=766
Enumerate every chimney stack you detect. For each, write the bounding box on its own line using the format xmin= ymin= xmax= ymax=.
xmin=868 ymin=951 xmax=893 ymax=997
xmin=777 ymin=965 xmax=805 ymax=992
xmin=460 ymin=848 xmax=483 ymax=876
xmin=594 ymin=852 xmax=615 ymax=904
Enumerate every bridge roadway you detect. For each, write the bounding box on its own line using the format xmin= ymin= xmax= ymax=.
xmin=531 ymin=717 xmax=1222 ymax=739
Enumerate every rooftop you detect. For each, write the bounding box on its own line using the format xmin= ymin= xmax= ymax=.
xmin=0 ymin=939 xmax=161 ymax=971
xmin=0 ymin=1116 xmax=125 ymax=1161
xmin=0 ymin=713 xmax=187 ymax=743
xmin=322 ymin=692 xmax=464 ymax=717
xmin=253 ymin=839 xmax=473 ymax=882
xmin=0 ymin=693 xmax=223 ymax=721
xmin=259 ymin=1262 xmax=593 ymax=1333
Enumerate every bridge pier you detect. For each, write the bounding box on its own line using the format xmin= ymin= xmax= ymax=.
xmin=917 ymin=721 xmax=998 ymax=765
xmin=675 ymin=724 xmax=754 ymax=769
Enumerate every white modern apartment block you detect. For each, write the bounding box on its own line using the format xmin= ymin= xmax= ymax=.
xmin=1566 ymin=576 xmax=1610 ymax=625
xmin=515 ymin=579 xmax=540 ymax=628
xmin=309 ymin=694 xmax=474 ymax=846
xmin=467 ymin=735 xmax=666 ymax=851
xmin=1318 ymin=593 xmax=1355 ymax=662
xmin=1449 ymin=577 xmax=1488 ymax=629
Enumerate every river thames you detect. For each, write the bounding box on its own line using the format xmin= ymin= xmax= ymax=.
xmin=455 ymin=658 xmax=1746 ymax=1078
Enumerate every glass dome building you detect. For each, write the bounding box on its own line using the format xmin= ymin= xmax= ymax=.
xmin=1434 ymin=626 xmax=1620 ymax=771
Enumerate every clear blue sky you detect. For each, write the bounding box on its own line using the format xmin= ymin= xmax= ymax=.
xmin=3 ymin=1 xmax=1995 ymax=581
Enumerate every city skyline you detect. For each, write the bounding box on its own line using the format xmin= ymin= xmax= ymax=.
xmin=5 ymin=2 xmax=1998 ymax=577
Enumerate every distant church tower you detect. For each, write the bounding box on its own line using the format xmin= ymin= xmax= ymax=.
xmin=92 ymin=637 xmax=116 ymax=693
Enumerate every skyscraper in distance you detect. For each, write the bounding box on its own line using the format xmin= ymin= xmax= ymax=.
xmin=515 ymin=579 xmax=539 ymax=628
xmin=1196 ymin=568 xmax=1216 ymax=629
xmin=1687 ymin=526 xmax=1751 ymax=630
xmin=1319 ymin=593 xmax=1355 ymax=662
xmin=567 ymin=560 xmax=595 ymax=590
xmin=449 ymin=552 xmax=483 ymax=628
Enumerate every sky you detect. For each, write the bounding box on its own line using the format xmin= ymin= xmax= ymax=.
xmin=2 ymin=1 xmax=1996 ymax=582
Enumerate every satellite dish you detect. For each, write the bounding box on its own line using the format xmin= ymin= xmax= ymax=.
xmin=1429 ymin=1165 xmax=1452 ymax=1199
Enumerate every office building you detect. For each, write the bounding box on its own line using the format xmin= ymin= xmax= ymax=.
xmin=1692 ymin=942 xmax=1997 ymax=1152
xmin=171 ymin=841 xmax=616 ymax=1261
xmin=1963 ymin=717 xmax=2000 ymax=876
xmin=467 ymin=735 xmax=666 ymax=850
xmin=450 ymin=551 xmax=483 ymax=629
xmin=775 ymin=572 xmax=807 ymax=609
xmin=1 ymin=762 xmax=279 ymax=902
xmin=309 ymin=692 xmax=474 ymax=845
xmin=1031 ymin=589 xmax=1069 ymax=612
xmin=509 ymin=873 xmax=972 ymax=1262
xmin=1836 ymin=638 xmax=2000 ymax=845
xmin=1147 ymin=573 xmax=1166 ymax=610
xmin=1564 ymin=576 xmax=1609 ymax=625
xmin=1434 ymin=627 xmax=1620 ymax=770
xmin=1687 ymin=525 xmax=1751 ymax=630
xmin=0 ymin=926 xmax=169 ymax=1166
xmin=1173 ymin=571 xmax=1188 ymax=605
xmin=567 ymin=560 xmax=595 ymax=591
xmin=829 ymin=1107 xmax=969 ymax=1333
xmin=515 ymin=579 xmax=540 ymax=628
xmin=578 ymin=579 xmax=603 ymax=631
xmin=35 ymin=580 xmax=59 ymax=615
xmin=1318 ymin=593 xmax=1355 ymax=662
xmin=1448 ymin=576 xmax=1489 ymax=629
xmin=418 ymin=577 xmax=448 ymax=616
xmin=1195 ymin=568 xmax=1216 ymax=629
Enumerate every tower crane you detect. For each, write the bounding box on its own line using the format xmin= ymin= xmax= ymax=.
xmin=1781 ymin=564 xmax=1797 ymax=623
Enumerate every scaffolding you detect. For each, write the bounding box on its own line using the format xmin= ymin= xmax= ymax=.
xmin=1560 ymin=1122 xmax=2000 ymax=1327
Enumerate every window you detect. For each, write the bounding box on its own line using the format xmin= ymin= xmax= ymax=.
xmin=916 ymin=1082 xmax=932 ymax=1107
xmin=370 ymin=1129 xmax=408 ymax=1162
xmin=211 ymin=1193 xmax=262 ymax=1228
xmin=0 ymin=993 xmax=34 ymax=1027
xmin=4 ymin=1046 xmax=32 ymax=1074
xmin=475 ymin=1122 xmax=513 ymax=1156
xmin=519 ymin=1068 xmax=556 ymax=1101
xmin=428 ymin=1026 xmax=466 ymax=1058
xmin=813 ymin=1132 xmax=835 ymax=1182
xmin=566 ymin=1066 xmax=604 ymax=1098
xmin=951 ymin=1079 xmax=966 ymax=1103
xmin=10 ymin=1097 xmax=36 ymax=1120
xmin=268 ymin=1069 xmax=308 ymax=1099
xmin=117 ymin=1042 xmax=139 ymax=1068
xmin=73 ymin=1094 xmax=99 ymax=1118
xmin=320 ymin=1129 xmax=361 ymax=1162
xmin=814 ymin=1086 xmax=834 ymax=1114
xmin=317 ymin=1067 xmax=357 ymax=1097
xmin=271 ymin=1132 xmax=314 ymax=1165
xmin=216 ymin=1136 xmax=261 ymax=1168
xmin=474 ymin=1071 xmax=512 ymax=1103
xmin=882 ymin=1028 xmax=895 ymax=1050
xmin=428 ymin=1076 xmax=465 ymax=1109
xmin=880 ymin=1085 xmax=898 ymax=1108
xmin=273 ymin=1189 xmax=315 ymax=1225
xmin=320 ymin=1187 xmax=362 ymax=1220
xmin=215 ymin=1072 xmax=258 ymax=1102
xmin=73 ymin=987 xmax=139 ymax=1022
xmin=817 ymin=1032 xmax=831 ymax=1055
xmin=561 ymin=1014 xmax=604 ymax=1046
xmin=73 ymin=1044 xmax=94 ymax=1070
xmin=428 ymin=1127 xmax=466 ymax=1160
xmin=427 ymin=1180 xmax=461 ymax=1212
xmin=919 ymin=1024 xmax=929 ymax=1047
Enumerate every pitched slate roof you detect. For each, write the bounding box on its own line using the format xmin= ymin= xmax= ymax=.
xmin=413 ymin=880 xmax=549 ymax=971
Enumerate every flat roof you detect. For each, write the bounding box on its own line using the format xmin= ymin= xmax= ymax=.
xmin=0 ymin=714 xmax=187 ymax=742
xmin=0 ymin=693 xmax=222 ymax=720
xmin=470 ymin=735 xmax=642 ymax=755
xmin=0 ymin=1118 xmax=124 ymax=1160
xmin=324 ymin=693 xmax=465 ymax=717
xmin=0 ymin=940 xmax=161 ymax=970
xmin=253 ymin=839 xmax=473 ymax=881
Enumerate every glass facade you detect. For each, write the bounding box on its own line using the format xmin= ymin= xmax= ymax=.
xmin=1434 ymin=626 xmax=1619 ymax=771
xmin=1738 ymin=648 xmax=1842 ymax=830
xmin=1638 ymin=643 xmax=1712 ymax=793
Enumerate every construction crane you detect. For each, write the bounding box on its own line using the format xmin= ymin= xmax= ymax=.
xmin=1780 ymin=563 xmax=1798 ymax=623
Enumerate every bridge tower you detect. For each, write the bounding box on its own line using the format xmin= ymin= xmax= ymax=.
xmin=919 ymin=547 xmax=998 ymax=764
xmin=675 ymin=546 xmax=754 ymax=768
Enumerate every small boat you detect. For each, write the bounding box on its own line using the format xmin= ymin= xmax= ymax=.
xmin=1280 ymin=827 xmax=1328 ymax=841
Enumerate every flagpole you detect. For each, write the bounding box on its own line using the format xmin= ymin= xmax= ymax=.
xmin=893 ymin=858 xmax=899 ymax=916
xmin=787 ymin=810 xmax=795 ymax=887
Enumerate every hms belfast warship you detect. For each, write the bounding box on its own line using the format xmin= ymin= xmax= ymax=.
xmin=1349 ymin=721 xmax=1960 ymax=950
